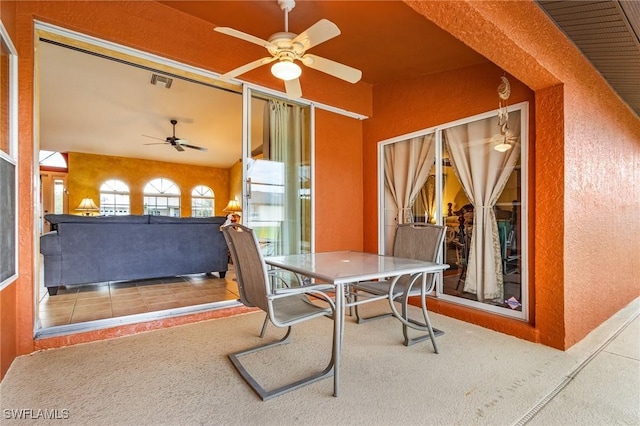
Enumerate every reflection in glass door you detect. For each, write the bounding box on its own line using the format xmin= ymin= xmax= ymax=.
xmin=380 ymin=104 xmax=527 ymax=319
xmin=245 ymin=90 xmax=311 ymax=257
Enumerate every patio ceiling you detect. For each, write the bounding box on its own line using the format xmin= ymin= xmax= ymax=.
xmin=537 ymin=0 xmax=640 ymax=117
xmin=39 ymin=1 xmax=639 ymax=170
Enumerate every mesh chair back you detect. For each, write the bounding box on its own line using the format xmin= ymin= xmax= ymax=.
xmin=393 ymin=223 xmax=446 ymax=262
xmin=222 ymin=223 xmax=270 ymax=313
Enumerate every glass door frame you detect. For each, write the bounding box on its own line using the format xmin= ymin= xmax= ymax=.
xmin=242 ymin=85 xmax=316 ymax=254
xmin=377 ymin=102 xmax=529 ymax=320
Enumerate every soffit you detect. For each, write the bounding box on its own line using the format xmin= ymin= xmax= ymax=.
xmin=537 ymin=0 xmax=640 ymax=117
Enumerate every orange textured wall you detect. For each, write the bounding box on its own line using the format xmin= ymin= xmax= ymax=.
xmin=404 ymin=0 xmax=640 ymax=348
xmin=0 ymin=0 xmax=18 ymax=382
xmin=67 ymin=152 xmax=230 ymax=217
xmin=364 ymin=61 xmax=539 ymax=343
xmin=2 ymin=0 xmax=38 ymax=380
xmin=314 ymin=108 xmax=364 ymax=251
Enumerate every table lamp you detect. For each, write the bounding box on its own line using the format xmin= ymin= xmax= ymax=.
xmin=223 ymin=199 xmax=242 ymax=223
xmin=76 ymin=197 xmax=99 ymax=216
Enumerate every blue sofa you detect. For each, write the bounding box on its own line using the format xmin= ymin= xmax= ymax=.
xmin=40 ymin=214 xmax=229 ymax=296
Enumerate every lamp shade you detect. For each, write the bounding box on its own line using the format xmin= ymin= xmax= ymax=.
xmin=76 ymin=197 xmax=99 ymax=215
xmin=223 ymin=199 xmax=242 ymax=213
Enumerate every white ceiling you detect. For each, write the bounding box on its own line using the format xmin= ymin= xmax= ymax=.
xmin=38 ymin=40 xmax=266 ymax=169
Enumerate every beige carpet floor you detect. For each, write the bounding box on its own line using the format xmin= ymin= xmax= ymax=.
xmin=2 ymin=299 xmax=638 ymax=426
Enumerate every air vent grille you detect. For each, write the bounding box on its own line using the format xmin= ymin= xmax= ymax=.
xmin=150 ymin=73 xmax=173 ymax=89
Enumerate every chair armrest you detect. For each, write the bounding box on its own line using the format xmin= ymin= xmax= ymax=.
xmin=274 ymin=283 xmax=334 ymax=294
xmin=267 ymin=267 xmax=305 ymax=288
xmin=268 ymin=284 xmax=336 ymax=310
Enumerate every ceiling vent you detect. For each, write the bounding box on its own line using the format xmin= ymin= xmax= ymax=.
xmin=150 ymin=73 xmax=173 ymax=89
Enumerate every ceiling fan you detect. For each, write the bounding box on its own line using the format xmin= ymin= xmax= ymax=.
xmin=143 ymin=119 xmax=208 ymax=152
xmin=213 ymin=0 xmax=362 ymax=99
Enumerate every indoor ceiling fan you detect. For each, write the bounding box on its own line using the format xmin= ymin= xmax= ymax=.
xmin=213 ymin=0 xmax=362 ymax=99
xmin=143 ymin=119 xmax=208 ymax=152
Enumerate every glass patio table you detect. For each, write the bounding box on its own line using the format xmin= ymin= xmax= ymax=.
xmin=264 ymin=250 xmax=448 ymax=397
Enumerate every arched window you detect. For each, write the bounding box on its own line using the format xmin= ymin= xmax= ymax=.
xmin=99 ymin=179 xmax=130 ymax=216
xmin=191 ymin=185 xmax=214 ymax=217
xmin=39 ymin=150 xmax=67 ymax=169
xmin=143 ymin=178 xmax=181 ymax=217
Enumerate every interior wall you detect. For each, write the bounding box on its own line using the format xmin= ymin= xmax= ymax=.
xmin=66 ymin=152 xmax=230 ymax=217
xmin=228 ymin=160 xmax=242 ymax=207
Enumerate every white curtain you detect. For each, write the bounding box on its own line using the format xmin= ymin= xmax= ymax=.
xmin=268 ymin=99 xmax=305 ymax=255
xmin=420 ymin=174 xmax=436 ymax=223
xmin=444 ymin=112 xmax=521 ymax=301
xmin=384 ymin=134 xmax=435 ymax=251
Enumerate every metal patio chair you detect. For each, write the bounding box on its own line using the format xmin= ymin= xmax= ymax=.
xmin=352 ymin=222 xmax=447 ymax=352
xmin=222 ymin=223 xmax=336 ymax=401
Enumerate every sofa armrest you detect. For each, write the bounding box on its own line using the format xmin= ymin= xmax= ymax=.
xmin=40 ymin=231 xmax=61 ymax=255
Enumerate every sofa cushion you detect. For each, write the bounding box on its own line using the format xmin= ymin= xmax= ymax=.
xmin=148 ymin=215 xmax=226 ymax=225
xmin=45 ymin=214 xmax=151 ymax=224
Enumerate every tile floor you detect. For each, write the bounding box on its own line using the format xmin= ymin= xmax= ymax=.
xmin=38 ymin=269 xmax=239 ymax=328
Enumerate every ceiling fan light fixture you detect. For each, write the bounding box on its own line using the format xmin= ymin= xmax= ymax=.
xmin=271 ymin=60 xmax=302 ymax=81
xmin=494 ymin=138 xmax=513 ymax=152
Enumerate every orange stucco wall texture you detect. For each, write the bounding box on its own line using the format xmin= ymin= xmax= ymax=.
xmin=1 ymin=0 xmax=33 ymax=381
xmin=364 ymin=61 xmax=541 ymax=343
xmin=402 ymin=0 xmax=640 ymax=348
xmin=67 ymin=152 xmax=231 ymax=217
xmin=314 ymin=109 xmax=364 ymax=252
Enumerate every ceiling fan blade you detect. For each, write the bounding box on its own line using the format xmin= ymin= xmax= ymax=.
xmin=219 ymin=56 xmax=276 ymax=81
xmin=301 ymin=54 xmax=362 ymax=83
xmin=143 ymin=142 xmax=168 ymax=146
xmin=174 ymin=144 xmax=185 ymax=152
xmin=181 ymin=144 xmax=208 ymax=152
xmin=284 ymin=78 xmax=302 ymax=99
xmin=214 ymin=27 xmax=276 ymax=50
xmin=142 ymin=134 xmax=166 ymax=142
xmin=293 ymin=19 xmax=341 ymax=51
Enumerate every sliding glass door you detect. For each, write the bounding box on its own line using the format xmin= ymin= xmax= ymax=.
xmin=244 ymin=89 xmax=311 ymax=257
xmin=379 ymin=103 xmax=528 ymax=319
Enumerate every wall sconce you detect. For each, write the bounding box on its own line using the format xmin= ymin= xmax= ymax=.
xmin=223 ymin=199 xmax=242 ymax=223
xmin=76 ymin=197 xmax=99 ymax=216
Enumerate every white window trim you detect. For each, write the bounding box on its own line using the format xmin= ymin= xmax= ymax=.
xmin=191 ymin=185 xmax=215 ymax=217
xmin=0 ymin=20 xmax=19 ymax=291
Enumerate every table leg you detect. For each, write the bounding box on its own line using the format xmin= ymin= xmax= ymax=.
xmin=333 ymin=283 xmax=344 ymax=397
